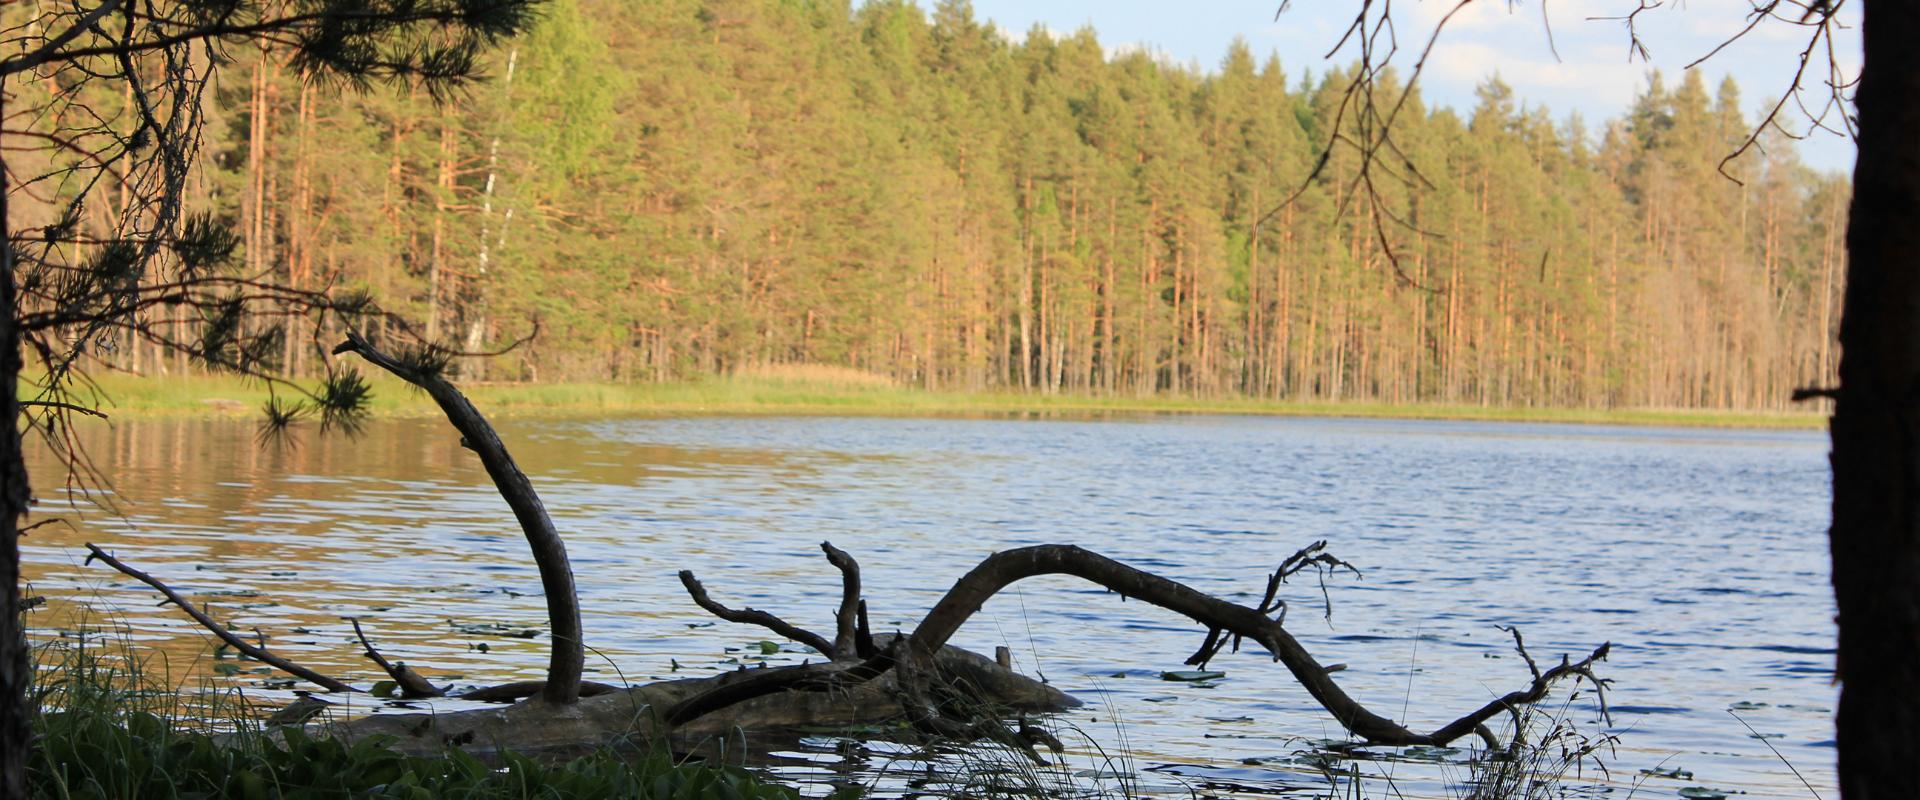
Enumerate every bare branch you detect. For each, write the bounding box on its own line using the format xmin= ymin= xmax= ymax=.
xmin=348 ymin=618 xmax=442 ymax=699
xmin=677 ymin=570 xmax=834 ymax=657
xmin=821 ymin=540 xmax=863 ymax=660
xmin=83 ymin=543 xmax=356 ymax=693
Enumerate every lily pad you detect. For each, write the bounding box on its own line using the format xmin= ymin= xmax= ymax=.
xmin=1160 ymin=670 xmax=1225 ymax=682
xmin=1678 ymin=788 xmax=1733 ymax=799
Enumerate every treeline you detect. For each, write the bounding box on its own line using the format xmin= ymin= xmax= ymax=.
xmin=31 ymin=0 xmax=1850 ymax=409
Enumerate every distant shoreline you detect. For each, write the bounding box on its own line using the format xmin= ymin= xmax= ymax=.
xmin=45 ymin=373 xmax=1828 ymax=431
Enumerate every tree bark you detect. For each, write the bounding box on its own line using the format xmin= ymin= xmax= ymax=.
xmin=334 ymin=332 xmax=584 ymax=704
xmin=1833 ymin=0 xmax=1920 ymax=794
xmin=0 ymin=85 xmax=32 ymax=798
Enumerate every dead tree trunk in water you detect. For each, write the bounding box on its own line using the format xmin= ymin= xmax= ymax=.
xmin=667 ymin=543 xmax=1608 ymax=750
xmin=1832 ymin=1 xmax=1920 ymax=793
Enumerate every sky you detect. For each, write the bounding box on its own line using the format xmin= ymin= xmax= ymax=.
xmin=964 ymin=0 xmax=1860 ymax=174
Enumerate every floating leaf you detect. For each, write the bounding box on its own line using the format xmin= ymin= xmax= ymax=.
xmin=212 ymin=663 xmax=241 ymax=676
xmin=1728 ymin=701 xmax=1768 ymax=711
xmin=1678 ymin=788 xmax=1732 ymax=799
xmin=1161 ymin=670 xmax=1225 ymax=682
xmin=370 ymin=681 xmax=398 ymax=698
xmin=757 ymin=641 xmax=779 ymax=656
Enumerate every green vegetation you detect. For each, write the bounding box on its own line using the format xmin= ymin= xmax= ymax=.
xmin=29 ymin=636 xmax=805 ymax=800
xmin=75 ymin=371 xmax=1822 ymax=429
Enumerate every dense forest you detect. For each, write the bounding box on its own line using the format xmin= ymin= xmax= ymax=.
xmin=14 ymin=0 xmax=1849 ymax=410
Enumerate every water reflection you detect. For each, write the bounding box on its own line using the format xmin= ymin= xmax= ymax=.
xmin=22 ymin=414 xmax=1835 ymax=798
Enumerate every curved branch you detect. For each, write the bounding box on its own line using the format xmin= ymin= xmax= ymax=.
xmin=821 ymin=541 xmax=862 ymax=660
xmin=677 ymin=570 xmax=834 ymax=657
xmin=84 ymin=544 xmax=356 ymax=693
xmin=332 ymin=330 xmax=584 ymax=704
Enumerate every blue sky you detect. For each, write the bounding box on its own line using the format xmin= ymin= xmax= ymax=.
xmin=964 ymin=0 xmax=1859 ymax=174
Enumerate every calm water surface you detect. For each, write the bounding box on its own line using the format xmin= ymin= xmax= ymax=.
xmin=22 ymin=414 xmax=1834 ymax=799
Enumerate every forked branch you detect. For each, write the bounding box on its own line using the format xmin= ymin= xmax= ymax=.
xmin=677 ymin=570 xmax=835 ymax=657
xmin=676 ymin=539 xmax=873 ymax=661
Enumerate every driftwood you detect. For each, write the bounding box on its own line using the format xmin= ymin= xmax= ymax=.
xmin=304 ymin=635 xmax=1077 ymax=761
xmin=660 ymin=543 xmax=1610 ymax=750
xmin=350 ymin=618 xmax=441 ymax=699
xmin=332 ymin=330 xmax=585 ymax=704
xmin=82 ymin=544 xmax=354 ymax=693
xmin=80 ymin=334 xmax=1611 ymax=760
xmin=82 ymin=542 xmax=623 ymax=702
xmin=89 ymin=532 xmax=1608 ymax=755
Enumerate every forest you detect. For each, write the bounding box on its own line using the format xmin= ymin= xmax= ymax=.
xmin=17 ymin=0 xmax=1850 ymax=411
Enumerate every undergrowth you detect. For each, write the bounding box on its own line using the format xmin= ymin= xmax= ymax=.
xmin=28 ymin=632 xmax=806 ymax=800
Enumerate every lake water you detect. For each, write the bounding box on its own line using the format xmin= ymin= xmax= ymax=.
xmin=21 ymin=413 xmax=1835 ymax=799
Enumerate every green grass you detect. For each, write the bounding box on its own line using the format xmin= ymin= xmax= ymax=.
xmin=50 ymin=371 xmax=1825 ymax=430
xmin=28 ymin=630 xmax=810 ymax=800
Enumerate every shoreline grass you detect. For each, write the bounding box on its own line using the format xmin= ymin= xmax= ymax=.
xmin=30 ymin=629 xmax=805 ymax=800
xmin=51 ymin=372 xmax=1826 ymax=430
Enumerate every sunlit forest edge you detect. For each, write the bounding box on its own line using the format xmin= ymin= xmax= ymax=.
xmin=75 ymin=372 xmax=1821 ymax=429
xmin=13 ymin=0 xmax=1850 ymax=417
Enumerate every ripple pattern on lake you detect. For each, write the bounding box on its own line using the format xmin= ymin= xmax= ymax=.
xmin=23 ymin=414 xmax=1834 ymax=798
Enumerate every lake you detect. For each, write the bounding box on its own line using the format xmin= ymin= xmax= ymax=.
xmin=21 ymin=413 xmax=1835 ymax=798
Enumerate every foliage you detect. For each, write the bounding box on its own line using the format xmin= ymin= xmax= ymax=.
xmin=27 ymin=637 xmax=804 ymax=800
xmin=49 ymin=0 xmax=1847 ymax=413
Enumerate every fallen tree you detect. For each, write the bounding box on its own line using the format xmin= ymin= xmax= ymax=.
xmin=78 ymin=331 xmax=1611 ymax=761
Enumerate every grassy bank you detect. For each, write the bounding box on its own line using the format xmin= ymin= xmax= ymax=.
xmin=56 ymin=370 xmax=1826 ymax=430
xmin=30 ymin=636 xmax=806 ymax=800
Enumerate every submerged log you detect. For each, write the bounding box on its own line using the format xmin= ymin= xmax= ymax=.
xmin=297 ymin=637 xmax=1077 ymax=761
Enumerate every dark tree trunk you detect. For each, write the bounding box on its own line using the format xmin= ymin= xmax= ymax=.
xmin=1833 ymin=1 xmax=1920 ymax=795
xmin=0 ymin=141 xmax=32 ymax=799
